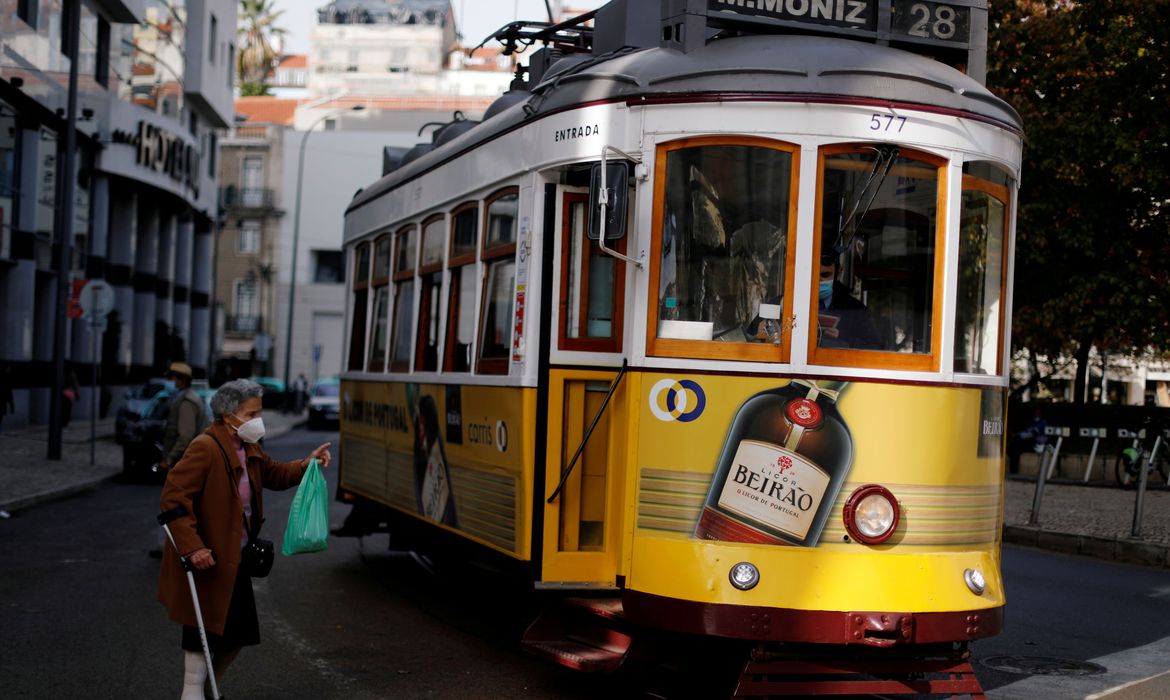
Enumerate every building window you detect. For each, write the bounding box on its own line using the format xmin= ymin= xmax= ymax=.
xmin=241 ymin=156 xmax=263 ymax=206
xmin=17 ymin=0 xmax=38 ymax=28
xmin=228 ymin=44 xmax=236 ymax=89
xmin=233 ymin=277 xmax=259 ymax=331
xmin=312 ymin=250 xmax=344 ymax=283
xmin=238 ymin=220 xmax=260 ymax=254
xmin=207 ymin=132 xmax=217 ymax=178
xmin=209 ymin=14 xmax=218 ymax=64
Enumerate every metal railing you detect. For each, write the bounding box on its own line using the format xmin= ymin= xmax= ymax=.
xmin=225 ymin=314 xmax=264 ymax=334
xmin=219 ymin=186 xmax=276 ymax=209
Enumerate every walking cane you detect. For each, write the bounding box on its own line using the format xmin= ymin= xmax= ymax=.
xmin=158 ymin=506 xmax=224 ymax=700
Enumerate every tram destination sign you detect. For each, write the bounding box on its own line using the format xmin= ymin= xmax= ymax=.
xmin=706 ymin=0 xmax=974 ymax=48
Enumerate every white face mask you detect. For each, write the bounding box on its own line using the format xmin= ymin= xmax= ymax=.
xmin=232 ymin=415 xmax=266 ymax=444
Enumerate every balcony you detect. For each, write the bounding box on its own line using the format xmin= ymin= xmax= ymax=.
xmin=220 ymin=186 xmax=277 ymax=211
xmin=225 ymin=314 xmax=264 ymax=335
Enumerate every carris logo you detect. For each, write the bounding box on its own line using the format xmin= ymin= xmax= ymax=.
xmin=648 ymin=378 xmax=706 ymax=423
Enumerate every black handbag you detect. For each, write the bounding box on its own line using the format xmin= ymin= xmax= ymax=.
xmin=213 ymin=437 xmax=273 ymax=578
xmin=241 ymin=535 xmax=274 ymax=578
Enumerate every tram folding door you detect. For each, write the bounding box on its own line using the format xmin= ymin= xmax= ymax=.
xmin=541 ymin=190 xmax=631 ymax=587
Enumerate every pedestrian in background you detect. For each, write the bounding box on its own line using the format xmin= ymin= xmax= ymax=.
xmin=61 ymin=369 xmax=80 ymax=428
xmin=0 ymin=364 xmax=14 ymax=433
xmin=158 ymin=362 xmax=209 ymax=474
xmin=293 ymin=373 xmax=308 ymax=412
xmin=157 ymin=378 xmax=331 ymax=699
xmin=149 ymin=362 xmax=210 ymax=559
xmin=1008 ymin=407 xmax=1048 ymax=474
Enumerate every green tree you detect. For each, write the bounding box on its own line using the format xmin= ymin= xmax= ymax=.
xmin=988 ymin=0 xmax=1170 ymax=402
xmin=237 ymin=0 xmax=287 ymax=95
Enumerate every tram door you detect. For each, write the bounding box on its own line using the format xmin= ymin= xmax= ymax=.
xmin=541 ymin=189 xmax=630 ymax=586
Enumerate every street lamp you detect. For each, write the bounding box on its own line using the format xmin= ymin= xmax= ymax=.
xmin=282 ymin=104 xmax=364 ymax=409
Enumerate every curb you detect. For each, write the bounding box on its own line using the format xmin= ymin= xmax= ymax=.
xmin=1004 ymin=525 xmax=1170 ymax=569
xmin=0 ymin=474 xmax=121 ymax=514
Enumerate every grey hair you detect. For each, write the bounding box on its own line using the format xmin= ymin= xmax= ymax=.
xmin=210 ymin=379 xmax=264 ymax=421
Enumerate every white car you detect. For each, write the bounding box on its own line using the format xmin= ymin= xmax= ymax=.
xmin=308 ymin=377 xmax=340 ymax=429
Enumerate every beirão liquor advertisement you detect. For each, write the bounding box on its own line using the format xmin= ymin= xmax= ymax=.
xmin=637 ymin=374 xmax=1005 ymax=550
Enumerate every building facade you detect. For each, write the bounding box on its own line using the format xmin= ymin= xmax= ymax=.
xmin=1 ymin=0 xmax=235 ymax=428
xmin=214 ymin=123 xmax=286 ymax=383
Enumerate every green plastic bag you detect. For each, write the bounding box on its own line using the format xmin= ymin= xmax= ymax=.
xmin=282 ymin=459 xmax=329 ymax=555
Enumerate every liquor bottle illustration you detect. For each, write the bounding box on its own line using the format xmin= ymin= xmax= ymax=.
xmin=408 ymin=386 xmax=458 ymax=527
xmin=694 ymin=380 xmax=851 ymax=547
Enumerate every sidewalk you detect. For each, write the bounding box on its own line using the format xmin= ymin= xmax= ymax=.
xmin=0 ymin=410 xmax=307 ymax=514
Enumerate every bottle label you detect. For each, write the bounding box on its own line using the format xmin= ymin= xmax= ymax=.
xmin=420 ymin=441 xmax=449 ymax=521
xmin=717 ymin=440 xmax=830 ymax=540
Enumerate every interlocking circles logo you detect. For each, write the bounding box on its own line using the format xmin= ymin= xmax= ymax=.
xmin=648 ymin=379 xmax=706 ymax=423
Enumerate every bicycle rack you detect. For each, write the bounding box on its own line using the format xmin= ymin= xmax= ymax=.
xmin=1079 ymin=427 xmax=1108 ymax=482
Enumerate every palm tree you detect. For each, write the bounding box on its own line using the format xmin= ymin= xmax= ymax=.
xmin=237 ymin=0 xmax=287 ymax=95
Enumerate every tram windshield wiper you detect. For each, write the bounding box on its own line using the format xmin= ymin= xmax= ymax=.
xmin=835 ymin=145 xmax=899 ymax=251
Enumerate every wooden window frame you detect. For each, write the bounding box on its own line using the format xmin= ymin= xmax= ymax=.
xmin=366 ymin=285 xmax=391 ymax=373
xmin=353 ymin=242 xmax=371 ymax=291
xmin=807 ymin=144 xmax=948 ymax=372
xmin=481 ymin=186 xmax=519 ymax=262
xmin=444 ymin=262 xmax=477 ymax=372
xmin=348 ymin=242 xmax=371 ymax=371
xmin=646 ymin=136 xmax=801 ymax=362
xmin=558 ymin=192 xmax=626 ymax=353
xmin=956 ymin=171 xmax=1012 ymax=376
xmin=419 ymin=213 xmax=447 ymax=275
xmin=415 ymin=272 xmax=443 ymax=372
xmin=448 ymin=201 xmax=480 ymax=267
xmin=371 ymin=234 xmax=392 ymax=286
xmin=392 ymin=224 xmax=417 ymax=282
xmin=476 ymin=258 xmax=514 ymax=375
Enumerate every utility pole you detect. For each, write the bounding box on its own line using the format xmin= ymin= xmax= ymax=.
xmin=48 ymin=0 xmax=82 ymax=460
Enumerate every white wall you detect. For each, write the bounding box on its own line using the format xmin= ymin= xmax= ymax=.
xmin=272 ymin=130 xmax=389 ymax=384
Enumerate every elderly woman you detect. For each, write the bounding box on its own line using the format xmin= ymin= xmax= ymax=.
xmin=158 ymin=379 xmax=330 ymax=699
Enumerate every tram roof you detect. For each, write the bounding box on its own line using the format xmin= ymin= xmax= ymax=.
xmin=346 ymin=33 xmax=1022 ymax=217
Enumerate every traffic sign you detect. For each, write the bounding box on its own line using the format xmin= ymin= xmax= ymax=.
xmin=79 ymin=280 xmax=115 ymax=320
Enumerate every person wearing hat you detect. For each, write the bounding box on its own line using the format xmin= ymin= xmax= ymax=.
xmin=159 ymin=362 xmax=209 ymax=475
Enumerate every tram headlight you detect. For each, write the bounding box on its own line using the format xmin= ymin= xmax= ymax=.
xmin=729 ymin=562 xmax=760 ymax=590
xmin=964 ymin=568 xmax=987 ymax=595
xmin=843 ymin=485 xmax=900 ymax=545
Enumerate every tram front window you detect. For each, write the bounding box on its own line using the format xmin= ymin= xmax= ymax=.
xmin=955 ymin=162 xmax=1012 ymax=375
xmin=815 ymin=146 xmax=943 ymax=365
xmin=654 ymin=141 xmax=797 ymax=359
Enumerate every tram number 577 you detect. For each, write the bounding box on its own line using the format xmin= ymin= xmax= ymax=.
xmin=869 ymin=114 xmax=907 ymax=133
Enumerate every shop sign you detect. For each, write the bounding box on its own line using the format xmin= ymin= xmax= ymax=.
xmin=111 ymin=121 xmax=202 ymax=196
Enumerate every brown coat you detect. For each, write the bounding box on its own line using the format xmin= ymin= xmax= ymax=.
xmin=157 ymin=421 xmax=307 ymax=634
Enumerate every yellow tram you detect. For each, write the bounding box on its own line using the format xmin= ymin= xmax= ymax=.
xmin=337 ymin=0 xmax=1020 ymax=694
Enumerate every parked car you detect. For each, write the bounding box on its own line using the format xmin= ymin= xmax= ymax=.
xmin=114 ymin=378 xmax=173 ymax=444
xmin=247 ymin=376 xmax=287 ymax=408
xmin=121 ymin=389 xmax=214 ymax=481
xmin=308 ymin=377 xmax=340 ymax=429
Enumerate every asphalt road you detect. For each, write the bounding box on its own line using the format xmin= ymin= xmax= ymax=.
xmin=2 ymin=425 xmax=1170 ymax=699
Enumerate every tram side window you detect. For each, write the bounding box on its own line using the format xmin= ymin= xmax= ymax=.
xmin=560 ymin=192 xmax=624 ymax=352
xmin=445 ymin=203 xmax=478 ymax=372
xmin=813 ymin=146 xmax=943 ymax=369
xmin=652 ymin=140 xmax=798 ymax=362
xmin=346 ymin=242 xmax=371 ymax=371
xmin=366 ymin=235 xmax=393 ymax=372
xmin=389 ymin=225 xmax=417 ymax=372
xmin=416 ymin=214 xmax=446 ymax=372
xmin=477 ymin=188 xmax=519 ymax=374
xmin=955 ymin=162 xmax=1012 ymax=375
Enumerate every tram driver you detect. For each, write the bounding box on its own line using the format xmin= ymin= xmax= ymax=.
xmin=816 ymin=251 xmax=881 ymax=350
